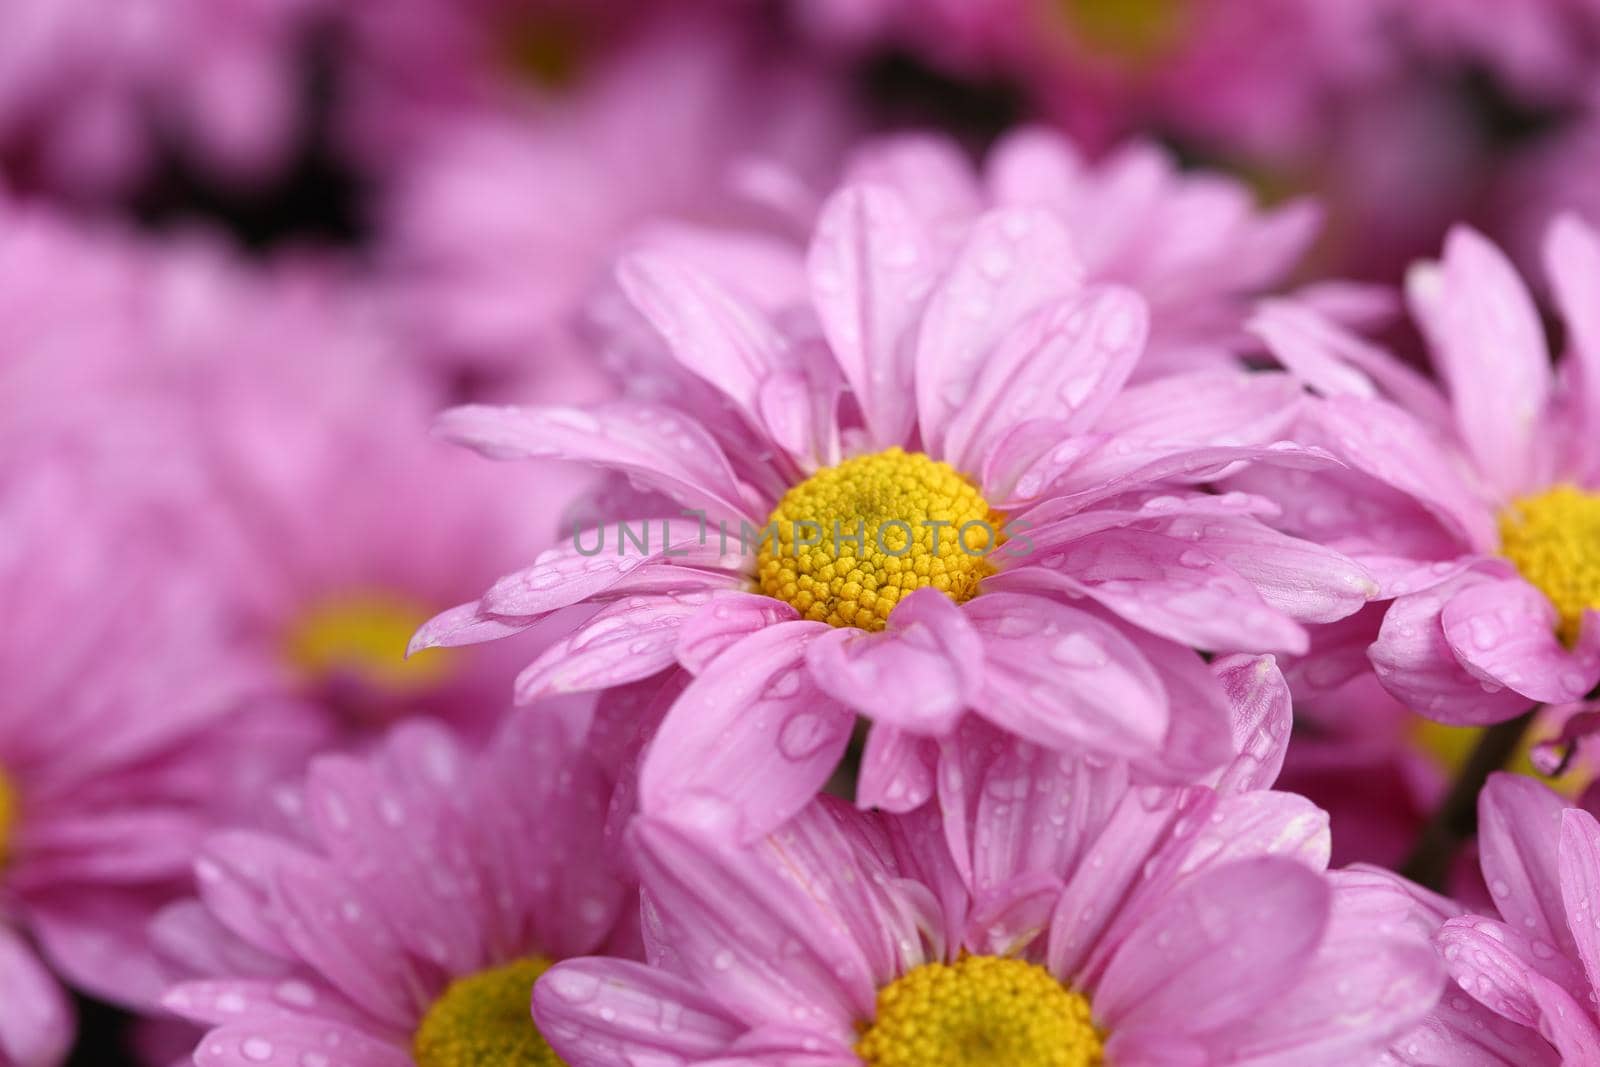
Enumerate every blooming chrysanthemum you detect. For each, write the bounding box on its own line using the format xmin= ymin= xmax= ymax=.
xmin=415 ymin=172 xmax=1375 ymax=840
xmin=0 ymin=446 xmax=277 ymax=1066
xmin=160 ymin=705 xmax=628 ymax=1067
xmin=533 ymin=662 xmax=1443 ymax=1066
xmin=1384 ymin=773 xmax=1600 ymax=1065
xmin=1234 ymin=215 xmax=1600 ymax=723
xmin=0 ymin=202 xmax=585 ymax=753
xmin=0 ymin=0 xmax=324 ymax=201
xmin=371 ymin=7 xmax=847 ymax=391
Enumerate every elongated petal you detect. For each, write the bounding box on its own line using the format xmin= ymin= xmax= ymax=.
xmin=942 ymin=286 xmax=1146 ymax=474
xmin=1478 ymin=773 xmax=1583 ymax=976
xmin=407 ymin=600 xmax=532 ymax=653
xmin=193 ymin=1020 xmax=411 ymax=1067
xmin=856 ymin=726 xmax=936 ymax=813
xmin=617 ymin=251 xmax=785 ymax=431
xmin=1559 ymin=808 xmax=1600 ymax=997
xmin=1370 ymin=574 xmax=1535 ymax=724
xmin=1210 ymin=654 xmax=1293 ymax=794
xmin=514 ymin=592 xmax=714 ymax=700
xmin=1547 ymin=215 xmax=1600 ymax=473
xmin=0 ymin=927 xmax=72 ymax=1067
xmin=535 ymin=959 xmax=746 ymax=1067
xmin=808 ymin=184 xmax=936 ymax=448
xmin=962 ymin=592 xmax=1168 ymax=758
xmin=915 ymin=208 xmax=1083 ymax=453
xmin=1095 ymin=858 xmax=1330 ymax=1036
xmin=805 ymin=588 xmax=983 ymax=735
xmin=675 ymin=592 xmax=799 ymax=674
xmin=1424 ymin=227 xmax=1553 ymax=497
xmin=1442 ymin=578 xmax=1600 ymax=703
xmin=438 ymin=402 xmax=759 ymax=524
xmin=640 ymin=621 xmax=853 ymax=842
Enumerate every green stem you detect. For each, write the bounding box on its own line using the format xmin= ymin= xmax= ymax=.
xmin=1400 ymin=710 xmax=1536 ymax=891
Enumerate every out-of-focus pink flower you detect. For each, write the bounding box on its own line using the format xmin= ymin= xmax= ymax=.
xmin=159 ymin=705 xmax=629 ymax=1067
xmin=0 ymin=449 xmax=277 ymax=1064
xmin=534 ymin=680 xmax=1442 ymax=1066
xmin=1234 ymin=216 xmax=1600 ymax=725
xmin=414 ymin=169 xmax=1376 ymax=842
xmin=1389 ymin=773 xmax=1600 ymax=1065
xmin=1401 ymin=0 xmax=1600 ymax=109
xmin=0 ymin=196 xmax=587 ymax=755
xmin=0 ymin=0 xmax=324 ymax=201
xmin=373 ymin=8 xmax=848 ymax=393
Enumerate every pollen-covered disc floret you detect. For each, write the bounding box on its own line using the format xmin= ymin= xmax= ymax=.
xmin=856 ymin=955 xmax=1103 ymax=1067
xmin=413 ymin=957 xmax=564 ymax=1067
xmin=1498 ymin=485 xmax=1600 ymax=645
xmin=756 ymin=448 xmax=1001 ymax=632
xmin=0 ymin=768 xmax=17 ymax=870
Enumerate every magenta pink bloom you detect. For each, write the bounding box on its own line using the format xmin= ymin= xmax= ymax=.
xmin=533 ymin=666 xmax=1443 ymax=1066
xmin=0 ymin=202 xmax=585 ymax=753
xmin=416 ymin=169 xmax=1374 ymax=840
xmin=0 ymin=449 xmax=276 ymax=1066
xmin=1389 ymin=773 xmax=1600 ymax=1065
xmin=0 ymin=0 xmax=324 ymax=200
xmin=160 ymin=705 xmax=629 ymax=1067
xmin=372 ymin=9 xmax=847 ymax=388
xmin=1235 ymin=216 xmax=1600 ymax=724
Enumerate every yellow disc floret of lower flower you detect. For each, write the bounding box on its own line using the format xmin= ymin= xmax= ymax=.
xmin=857 ymin=955 xmax=1104 ymax=1067
xmin=1057 ymin=0 xmax=1187 ymax=63
xmin=0 ymin=768 xmax=17 ymax=870
xmin=413 ymin=957 xmax=564 ymax=1067
xmin=757 ymin=448 xmax=1001 ymax=632
xmin=1499 ymin=485 xmax=1600 ymax=646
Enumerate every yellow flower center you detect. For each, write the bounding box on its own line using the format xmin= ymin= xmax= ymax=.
xmin=0 ymin=769 xmax=18 ymax=870
xmin=413 ymin=957 xmax=564 ymax=1067
xmin=857 ymin=955 xmax=1103 ymax=1067
xmin=1498 ymin=486 xmax=1600 ymax=646
xmin=503 ymin=17 xmax=586 ymax=90
xmin=756 ymin=448 xmax=1000 ymax=632
xmin=285 ymin=592 xmax=450 ymax=692
xmin=1055 ymin=0 xmax=1188 ymax=63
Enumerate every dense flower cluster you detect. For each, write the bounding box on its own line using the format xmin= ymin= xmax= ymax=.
xmin=4 ymin=3 xmax=1600 ymax=1066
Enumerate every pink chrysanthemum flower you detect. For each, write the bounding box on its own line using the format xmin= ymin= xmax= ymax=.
xmin=1235 ymin=215 xmax=1600 ymax=724
xmin=415 ymin=173 xmax=1375 ymax=839
xmin=533 ymin=661 xmax=1443 ymax=1067
xmin=373 ymin=10 xmax=847 ymax=390
xmin=0 ymin=450 xmax=277 ymax=1066
xmin=0 ymin=0 xmax=324 ymax=201
xmin=160 ymin=705 xmax=628 ymax=1067
xmin=1385 ymin=773 xmax=1600 ymax=1065
xmin=0 ymin=202 xmax=585 ymax=752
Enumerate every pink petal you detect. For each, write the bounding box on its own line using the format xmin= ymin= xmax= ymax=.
xmin=534 ymin=959 xmax=746 ymax=1066
xmin=807 ymin=184 xmax=936 ymax=448
xmin=514 ymin=593 xmax=713 ymax=701
xmin=915 ymin=207 xmax=1083 ymax=454
xmin=1442 ymin=577 xmax=1600 ymax=704
xmin=843 ymin=133 xmax=985 ymax=231
xmin=437 ymin=402 xmax=759 ymax=524
xmin=1210 ymin=654 xmax=1294 ymax=794
xmin=1370 ymin=574 xmax=1535 ymax=724
xmin=407 ymin=601 xmax=532 ymax=653
xmin=941 ymin=286 xmax=1147 ymax=475
xmin=1478 ymin=773 xmax=1584 ymax=980
xmin=616 ymin=252 xmax=785 ymax=433
xmin=1559 ymin=808 xmax=1600 ymax=997
xmin=962 ymin=592 xmax=1169 ymax=759
xmin=1437 ymin=916 xmax=1556 ymax=1030
xmin=639 ymin=621 xmax=853 ymax=843
xmin=479 ymin=525 xmax=739 ymax=618
xmin=628 ymin=807 xmax=911 ymax=1038
xmin=1095 ymin=858 xmax=1331 ymax=1036
xmin=1091 ymin=369 xmax=1304 ymax=450
xmin=1425 ymin=227 xmax=1553 ymax=497
xmin=804 ymin=588 xmax=983 ymax=736
xmin=0 ymin=926 xmax=73 ymax=1067
xmin=1114 ymin=624 xmax=1237 ymax=782
xmin=1000 ymin=531 xmax=1308 ymax=654
xmin=675 ymin=592 xmax=799 ymax=674
xmin=1032 ymin=440 xmax=1341 ymax=515
xmin=856 ymin=726 xmax=936 ymax=814
xmin=192 ymin=1021 xmax=410 ymax=1067
xmin=1547 ymin=215 xmax=1600 ymax=473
